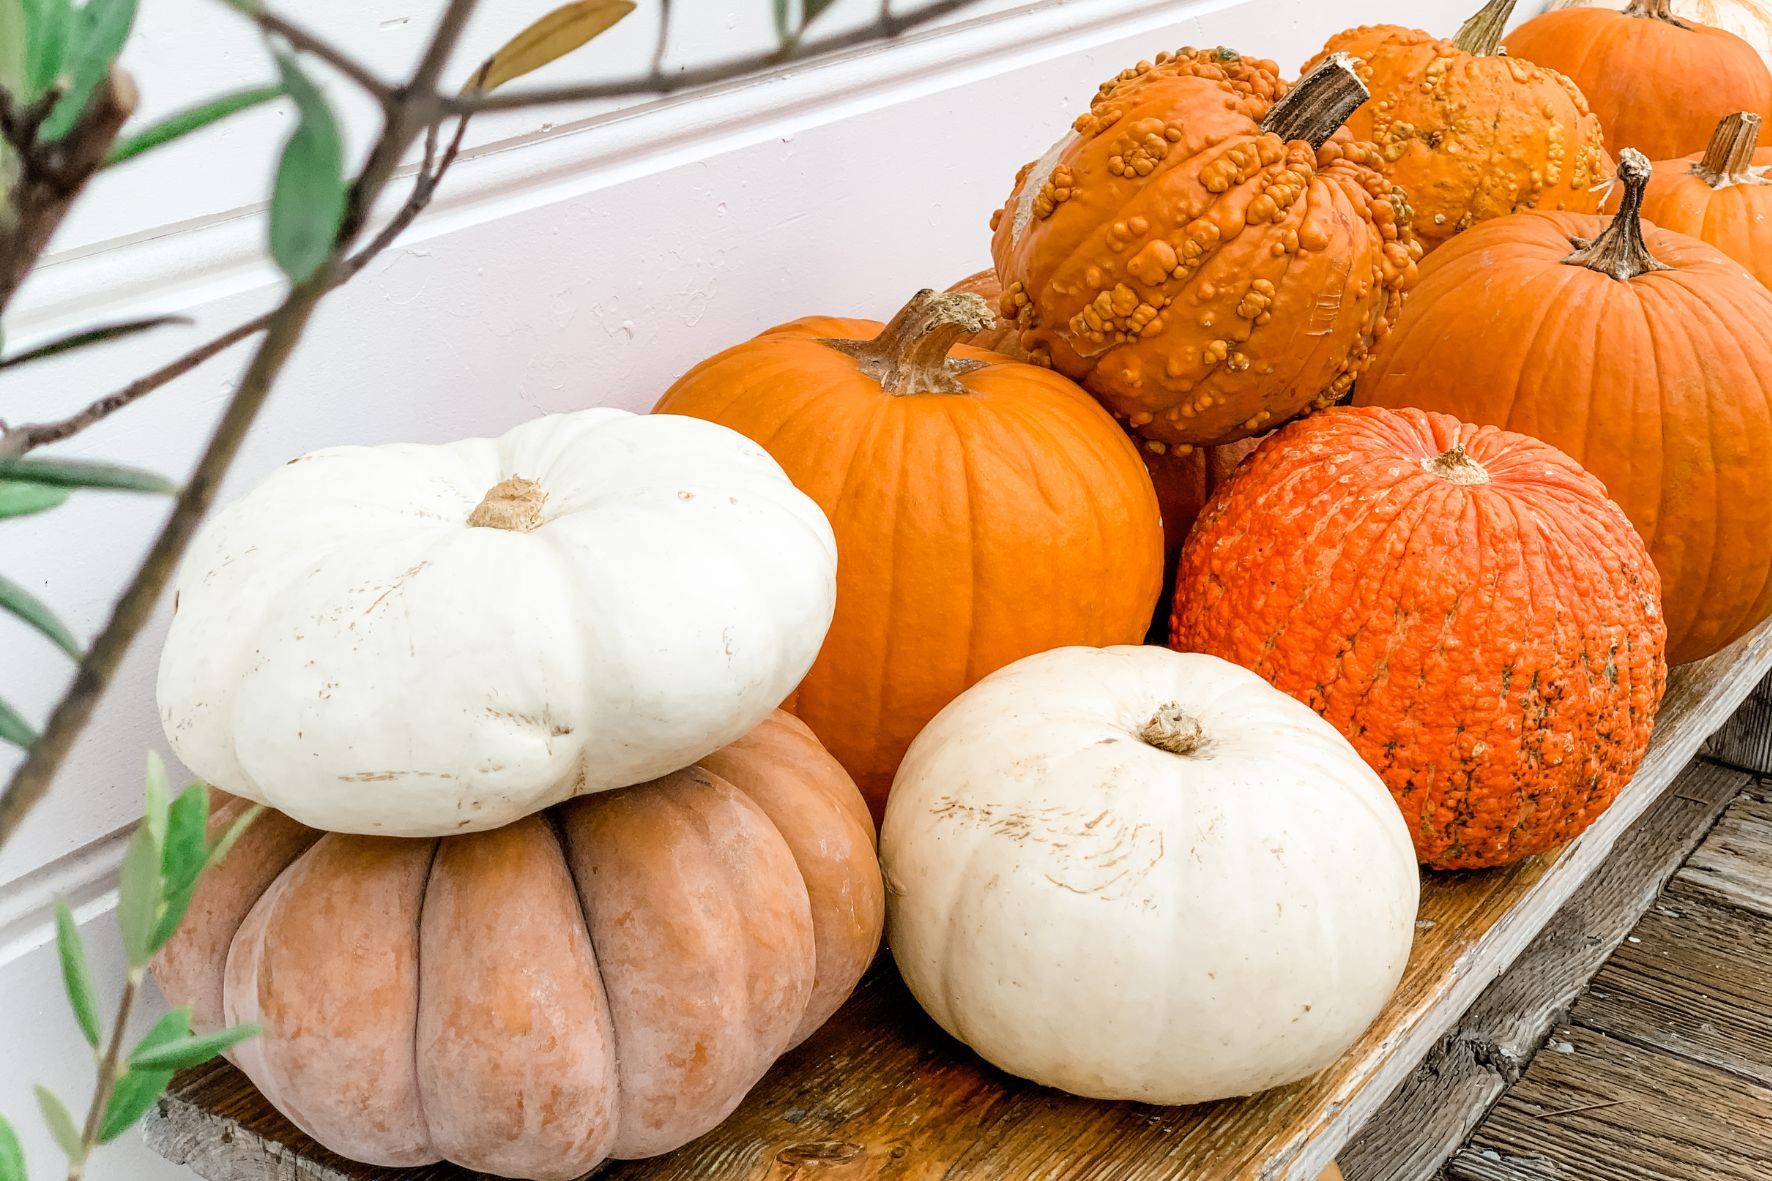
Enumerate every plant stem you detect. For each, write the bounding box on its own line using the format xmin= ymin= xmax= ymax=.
xmin=241 ymin=8 xmax=400 ymax=107
xmin=68 ymin=969 xmax=141 ymax=1181
xmin=1452 ymin=0 xmax=1518 ymax=56
xmin=1693 ymin=111 xmax=1765 ymax=187
xmin=1624 ymin=0 xmax=1687 ymax=23
xmin=1563 ymin=147 xmax=1671 ymax=281
xmin=1260 ymin=52 xmax=1369 ymax=150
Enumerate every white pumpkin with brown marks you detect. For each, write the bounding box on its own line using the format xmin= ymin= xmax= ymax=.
xmin=881 ymin=645 xmax=1419 ymax=1104
xmin=157 ymin=409 xmax=836 ymax=837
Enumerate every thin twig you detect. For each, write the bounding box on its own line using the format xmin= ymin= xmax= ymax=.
xmin=235 ymin=7 xmax=400 ymax=107
xmin=447 ymin=0 xmax=983 ymax=113
xmin=67 ymin=971 xmax=141 ymax=1181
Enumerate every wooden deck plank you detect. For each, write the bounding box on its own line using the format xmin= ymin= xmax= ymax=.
xmin=1671 ymin=793 xmax=1772 ymax=917
xmin=1445 ymin=1024 xmax=1772 ymax=1181
xmin=1336 ymin=761 xmax=1753 ymax=1181
xmin=145 ymin=619 xmax=1772 ymax=1181
xmin=1704 ymin=672 xmax=1772 ymax=774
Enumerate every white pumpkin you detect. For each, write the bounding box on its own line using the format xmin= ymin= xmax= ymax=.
xmin=880 ymin=645 xmax=1419 ymax=1105
xmin=158 ymin=409 xmax=836 ymax=837
xmin=1542 ymin=0 xmax=1772 ymax=64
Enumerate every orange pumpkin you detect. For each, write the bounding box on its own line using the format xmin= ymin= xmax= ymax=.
xmin=990 ymin=50 xmax=1420 ymax=449
xmin=153 ymin=712 xmax=882 ymax=1180
xmin=1506 ymin=0 xmax=1772 ymax=159
xmin=654 ymin=289 xmax=1163 ymax=817
xmin=1621 ymin=110 xmax=1772 ymax=285
xmin=1356 ymin=149 xmax=1772 ymax=664
xmin=1170 ymin=406 xmax=1667 ymax=869
xmin=1306 ymin=0 xmax=1610 ymax=252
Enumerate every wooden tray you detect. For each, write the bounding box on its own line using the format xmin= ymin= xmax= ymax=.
xmin=143 ymin=618 xmax=1772 ymax=1181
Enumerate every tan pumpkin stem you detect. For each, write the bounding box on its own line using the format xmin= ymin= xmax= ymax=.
xmin=1422 ymin=442 xmax=1492 ymax=486
xmin=1140 ymin=703 xmax=1207 ymax=756
xmin=822 ymin=289 xmax=994 ymax=395
xmin=1261 ymin=53 xmax=1369 ymax=150
xmin=1453 ymin=0 xmax=1519 ymax=56
xmin=1623 ymin=0 xmax=1690 ymax=25
xmin=1563 ymin=149 xmax=1672 ymax=281
xmin=1693 ymin=112 xmax=1767 ymax=188
xmin=468 ymin=476 xmax=547 ymax=531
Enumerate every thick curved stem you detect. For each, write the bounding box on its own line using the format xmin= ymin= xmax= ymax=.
xmin=1453 ymin=0 xmax=1518 ymax=56
xmin=821 ymin=289 xmax=993 ymax=395
xmin=1623 ymin=0 xmax=1689 ymax=25
xmin=1563 ymin=148 xmax=1672 ymax=281
xmin=1261 ymin=53 xmax=1368 ymax=150
xmin=1693 ymin=111 xmax=1766 ymax=188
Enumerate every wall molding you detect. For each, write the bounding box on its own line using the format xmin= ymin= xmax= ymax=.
xmin=0 ymin=824 xmax=128 ymax=969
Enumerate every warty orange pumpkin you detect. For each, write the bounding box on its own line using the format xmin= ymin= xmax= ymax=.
xmin=1621 ymin=110 xmax=1772 ymax=285
xmin=1506 ymin=0 xmax=1772 ymax=159
xmin=1356 ymin=149 xmax=1772 ymax=664
xmin=1306 ymin=0 xmax=1611 ymax=252
xmin=153 ymin=711 xmax=883 ymax=1180
xmin=1169 ymin=406 xmax=1668 ymax=869
xmin=990 ymin=50 xmax=1420 ymax=450
xmin=653 ymin=289 xmax=1163 ymax=819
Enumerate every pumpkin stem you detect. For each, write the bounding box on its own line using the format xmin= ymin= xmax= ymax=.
xmin=1562 ymin=149 xmax=1673 ymax=281
xmin=1693 ymin=112 xmax=1767 ymax=188
xmin=1623 ymin=0 xmax=1690 ymax=25
xmin=823 ymin=289 xmax=994 ymax=396
xmin=1453 ymin=0 xmax=1519 ymax=57
xmin=1261 ymin=53 xmax=1370 ymax=151
xmin=468 ymin=476 xmax=547 ymax=531
xmin=1422 ymin=442 xmax=1492 ymax=487
xmin=1140 ymin=703 xmax=1207 ymax=757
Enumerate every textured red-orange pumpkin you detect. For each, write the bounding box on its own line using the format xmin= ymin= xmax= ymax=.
xmin=990 ymin=50 xmax=1420 ymax=449
xmin=1306 ymin=0 xmax=1611 ymax=252
xmin=1506 ymin=0 xmax=1772 ymax=159
xmin=1620 ymin=110 xmax=1772 ymax=285
xmin=1170 ymin=407 xmax=1667 ymax=869
xmin=654 ymin=289 xmax=1163 ymax=818
xmin=1357 ymin=149 xmax=1772 ymax=664
xmin=154 ymin=712 xmax=882 ymax=1180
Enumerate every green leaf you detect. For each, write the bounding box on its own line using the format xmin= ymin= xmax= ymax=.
xmin=53 ymin=900 xmax=102 ymax=1048
xmin=470 ymin=0 xmax=635 ymax=93
xmin=0 ymin=1111 xmax=26 ymax=1181
xmin=40 ymin=0 xmax=140 ymax=143
xmin=0 ymin=316 xmax=191 ymax=369
xmin=772 ymin=0 xmax=790 ymax=42
xmin=23 ymin=0 xmax=74 ymax=101
xmin=128 ymin=1023 xmax=258 ymax=1073
xmin=0 ymin=572 xmax=82 ymax=659
xmin=1 ymin=0 xmax=27 ymax=97
xmin=803 ymin=0 xmax=837 ymax=28
xmin=267 ymin=53 xmax=346 ymax=285
xmin=142 ymin=750 xmax=170 ymax=850
xmin=104 ymin=85 xmax=283 ymax=167
xmin=150 ymin=784 xmax=209 ymax=952
xmin=99 ymin=1007 xmax=188 ymax=1143
xmin=32 ymin=1086 xmax=79 ymax=1162
xmin=116 ymin=820 xmax=162 ymax=969
xmin=0 ymin=479 xmax=70 ymax=519
xmin=0 ymin=456 xmax=177 ymax=494
xmin=0 ymin=698 xmax=35 ymax=748
xmin=206 ymin=804 xmax=261 ymax=869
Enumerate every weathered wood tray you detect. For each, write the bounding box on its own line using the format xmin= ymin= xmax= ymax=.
xmin=144 ymin=619 xmax=1772 ymax=1181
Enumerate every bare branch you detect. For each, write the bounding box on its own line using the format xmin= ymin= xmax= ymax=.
xmin=445 ymin=0 xmax=982 ymax=113
xmin=233 ymin=7 xmax=400 ymax=107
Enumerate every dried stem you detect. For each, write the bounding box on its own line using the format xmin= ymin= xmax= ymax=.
xmin=1261 ymin=53 xmax=1368 ymax=150
xmin=1564 ymin=148 xmax=1671 ymax=281
xmin=1624 ymin=0 xmax=1688 ymax=24
xmin=820 ymin=289 xmax=991 ymax=395
xmin=1693 ymin=111 xmax=1767 ymax=188
xmin=1453 ymin=0 xmax=1518 ymax=56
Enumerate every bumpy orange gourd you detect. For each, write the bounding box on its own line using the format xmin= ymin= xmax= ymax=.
xmin=1306 ymin=0 xmax=1610 ymax=252
xmin=1621 ymin=110 xmax=1772 ymax=285
xmin=990 ymin=50 xmax=1420 ymax=449
xmin=1507 ymin=0 xmax=1772 ymax=159
xmin=1170 ymin=407 xmax=1667 ymax=869
xmin=153 ymin=712 xmax=883 ymax=1180
xmin=654 ymin=289 xmax=1163 ymax=818
xmin=1357 ymin=149 xmax=1772 ymax=664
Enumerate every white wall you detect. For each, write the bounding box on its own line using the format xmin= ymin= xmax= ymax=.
xmin=0 ymin=0 xmax=1477 ymax=1175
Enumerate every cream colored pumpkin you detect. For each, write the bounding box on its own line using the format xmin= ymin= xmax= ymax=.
xmin=1544 ymin=0 xmax=1772 ymax=63
xmin=158 ymin=409 xmax=836 ymax=837
xmin=880 ymin=646 xmax=1419 ymax=1104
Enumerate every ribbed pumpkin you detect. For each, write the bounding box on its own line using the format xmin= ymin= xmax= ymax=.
xmin=1169 ymin=407 xmax=1668 ymax=869
xmin=1357 ymin=149 xmax=1772 ymax=663
xmin=1620 ymin=111 xmax=1772 ymax=285
xmin=654 ymin=289 xmax=1163 ymax=818
xmin=153 ymin=712 xmax=883 ymax=1180
xmin=1305 ymin=0 xmax=1610 ymax=252
xmin=1547 ymin=0 xmax=1772 ymax=66
xmin=1507 ymin=0 xmax=1772 ymax=159
xmin=990 ymin=50 xmax=1420 ymax=449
